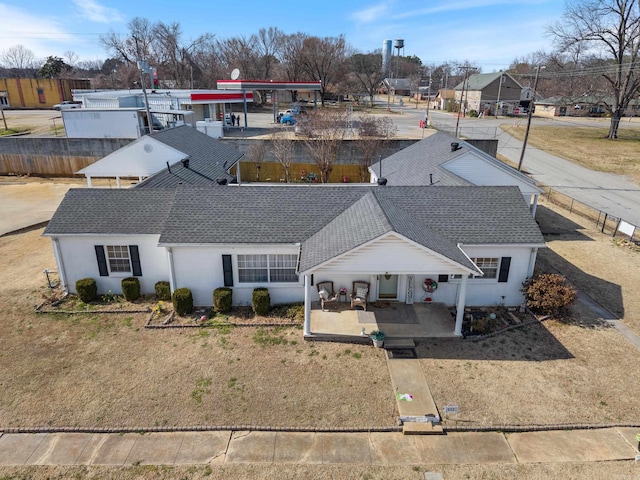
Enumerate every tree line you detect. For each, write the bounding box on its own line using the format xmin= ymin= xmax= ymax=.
xmin=0 ymin=0 xmax=637 ymax=137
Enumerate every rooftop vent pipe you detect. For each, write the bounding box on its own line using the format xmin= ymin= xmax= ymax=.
xmin=216 ymin=178 xmax=228 ymax=185
xmin=181 ymin=158 xmax=190 ymax=169
xmin=377 ymin=178 xmax=388 ymax=186
xmin=451 ymin=142 xmax=461 ymax=152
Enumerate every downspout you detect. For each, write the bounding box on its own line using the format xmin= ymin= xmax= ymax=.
xmin=527 ymin=247 xmax=538 ymax=279
xmin=530 ymin=194 xmax=539 ymax=218
xmin=166 ymin=247 xmax=177 ymax=293
xmin=51 ymin=237 xmax=68 ymax=292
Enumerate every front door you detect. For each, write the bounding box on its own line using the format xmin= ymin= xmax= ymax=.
xmin=378 ymin=274 xmax=398 ymax=299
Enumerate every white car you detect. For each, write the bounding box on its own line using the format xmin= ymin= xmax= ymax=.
xmin=53 ymin=101 xmax=81 ymax=111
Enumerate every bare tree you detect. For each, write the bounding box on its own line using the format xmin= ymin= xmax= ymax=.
xmin=246 ymin=141 xmax=267 ymax=181
xmin=299 ymin=35 xmax=347 ymax=105
xmin=549 ymin=0 xmax=640 ymax=139
xmin=280 ymin=32 xmax=309 ymax=101
xmin=354 ymin=114 xmax=396 ymax=181
xmin=349 ymin=52 xmax=384 ymax=106
xmin=254 ymin=27 xmax=285 ymax=78
xmin=0 ymin=44 xmax=37 ymax=72
xmin=217 ymin=35 xmax=259 ymax=79
xmin=297 ymin=108 xmax=349 ymax=183
xmin=100 ymin=17 xmax=155 ymax=64
xmin=270 ymin=129 xmax=295 ymax=182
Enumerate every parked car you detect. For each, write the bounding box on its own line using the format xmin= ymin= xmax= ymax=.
xmin=280 ymin=114 xmax=296 ymax=125
xmin=53 ymin=101 xmax=81 ymax=111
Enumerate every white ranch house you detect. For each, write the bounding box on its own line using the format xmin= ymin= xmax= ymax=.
xmin=44 ymin=184 xmax=545 ymax=338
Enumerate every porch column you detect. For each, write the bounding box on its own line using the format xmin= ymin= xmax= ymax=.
xmin=86 ymin=176 xmax=92 ymax=188
xmin=454 ymin=275 xmax=468 ymax=336
xmin=51 ymin=237 xmax=68 ymax=292
xmin=303 ymin=274 xmax=311 ymax=336
xmin=116 ymin=176 xmax=121 ymax=188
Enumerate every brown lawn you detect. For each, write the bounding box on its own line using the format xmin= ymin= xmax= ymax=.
xmin=502 ymin=124 xmax=640 ymax=184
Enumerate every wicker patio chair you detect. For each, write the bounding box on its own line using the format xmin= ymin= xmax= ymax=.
xmin=317 ymin=281 xmax=339 ymax=311
xmin=350 ymin=281 xmax=370 ymax=311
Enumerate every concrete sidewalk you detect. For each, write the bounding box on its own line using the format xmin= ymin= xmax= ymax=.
xmin=0 ymin=427 xmax=637 ymax=466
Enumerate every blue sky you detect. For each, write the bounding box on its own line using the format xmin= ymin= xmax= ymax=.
xmin=1 ymin=0 xmax=564 ymax=72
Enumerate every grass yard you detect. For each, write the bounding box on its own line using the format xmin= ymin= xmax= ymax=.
xmin=502 ymin=124 xmax=640 ymax=184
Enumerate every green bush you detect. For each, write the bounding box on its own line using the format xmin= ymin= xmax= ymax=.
xmin=75 ymin=278 xmax=97 ymax=303
xmin=172 ymin=287 xmax=193 ymax=316
xmin=469 ymin=109 xmax=479 ymax=117
xmin=213 ymin=287 xmax=233 ymax=313
xmin=522 ymin=274 xmax=577 ymax=315
xmin=155 ymin=281 xmax=171 ymax=301
xmin=121 ymin=277 xmax=140 ymax=302
xmin=252 ymin=287 xmax=270 ymax=316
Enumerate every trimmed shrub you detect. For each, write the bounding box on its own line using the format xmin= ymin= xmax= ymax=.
xmin=155 ymin=281 xmax=171 ymax=301
xmin=76 ymin=278 xmax=97 ymax=303
xmin=522 ymin=274 xmax=577 ymax=316
xmin=121 ymin=277 xmax=140 ymax=302
xmin=252 ymin=287 xmax=270 ymax=316
xmin=213 ymin=287 xmax=233 ymax=314
xmin=172 ymin=287 xmax=193 ymax=316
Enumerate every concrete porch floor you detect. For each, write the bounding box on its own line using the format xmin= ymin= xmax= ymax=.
xmin=307 ymin=301 xmax=458 ymax=342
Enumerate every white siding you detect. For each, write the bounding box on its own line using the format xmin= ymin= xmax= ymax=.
xmin=444 ymin=152 xmax=539 ymax=202
xmin=172 ymin=245 xmax=303 ymax=306
xmin=54 ymin=235 xmax=168 ymax=295
xmin=457 ymin=245 xmax=535 ymax=307
xmin=319 ymin=234 xmax=467 ymax=275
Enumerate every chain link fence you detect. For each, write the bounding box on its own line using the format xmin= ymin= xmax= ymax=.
xmin=542 ymin=186 xmax=637 ymax=241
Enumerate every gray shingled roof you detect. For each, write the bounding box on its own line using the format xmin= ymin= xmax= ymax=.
xmin=453 ymin=72 xmax=522 ymax=91
xmin=370 ymin=131 xmax=538 ymax=190
xmin=43 ymin=189 xmax=176 ymax=235
xmin=134 ymin=126 xmax=243 ymax=188
xmin=44 ymin=185 xmax=545 ymax=271
xmin=370 ymin=131 xmax=473 ymax=186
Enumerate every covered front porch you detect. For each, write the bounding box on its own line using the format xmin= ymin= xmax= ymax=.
xmin=306 ymin=301 xmax=459 ymax=342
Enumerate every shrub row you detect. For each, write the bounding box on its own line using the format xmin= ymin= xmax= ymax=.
xmin=74 ymin=279 xmax=273 ymax=316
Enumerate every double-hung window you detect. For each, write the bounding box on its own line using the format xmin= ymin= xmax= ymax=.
xmin=472 ymin=257 xmax=499 ymax=279
xmin=106 ymin=245 xmax=131 ymax=273
xmin=237 ymin=254 xmax=298 ymax=283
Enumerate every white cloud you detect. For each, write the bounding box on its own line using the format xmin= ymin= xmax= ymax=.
xmin=350 ymin=1 xmax=394 ymax=24
xmin=0 ymin=4 xmax=75 ymax=58
xmin=72 ymin=0 xmax=124 ymax=23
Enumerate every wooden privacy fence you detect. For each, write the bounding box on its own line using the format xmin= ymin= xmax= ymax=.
xmin=239 ymin=162 xmax=365 ymax=183
xmin=544 ymin=186 xmax=637 ymax=241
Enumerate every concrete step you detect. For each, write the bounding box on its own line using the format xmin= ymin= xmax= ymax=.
xmin=402 ymin=422 xmax=444 ymax=435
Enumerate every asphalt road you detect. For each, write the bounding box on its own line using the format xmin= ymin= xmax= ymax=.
xmin=399 ymin=106 xmax=640 ymax=228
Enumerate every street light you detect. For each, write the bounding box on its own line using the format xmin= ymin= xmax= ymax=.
xmin=517 ymin=65 xmax=546 ymax=171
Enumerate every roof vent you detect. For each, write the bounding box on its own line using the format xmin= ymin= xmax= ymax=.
xmin=451 ymin=142 xmax=461 ymax=152
xmin=216 ymin=178 xmax=228 ymax=185
xmin=377 ymin=178 xmax=388 ymax=186
xmin=181 ymin=158 xmax=190 ymax=169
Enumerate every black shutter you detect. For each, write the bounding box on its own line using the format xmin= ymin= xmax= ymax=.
xmin=437 ymin=274 xmax=448 ymax=283
xmin=95 ymin=245 xmax=108 ymax=276
xmin=129 ymin=245 xmax=142 ymax=276
xmin=222 ymin=255 xmax=233 ymax=286
xmin=498 ymin=257 xmax=511 ymax=283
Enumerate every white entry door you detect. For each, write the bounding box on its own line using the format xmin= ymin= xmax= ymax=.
xmin=378 ymin=274 xmax=398 ymax=299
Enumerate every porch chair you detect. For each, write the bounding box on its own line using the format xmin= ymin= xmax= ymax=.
xmin=317 ymin=281 xmax=339 ymax=311
xmin=350 ymin=281 xmax=370 ymax=311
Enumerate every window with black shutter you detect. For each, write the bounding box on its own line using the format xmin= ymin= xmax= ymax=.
xmin=95 ymin=245 xmax=108 ymax=276
xmin=498 ymin=257 xmax=511 ymax=283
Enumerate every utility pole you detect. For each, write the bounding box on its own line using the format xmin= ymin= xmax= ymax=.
xmin=455 ymin=67 xmax=474 ymax=138
xmin=133 ymin=35 xmax=153 ymax=136
xmin=495 ymin=71 xmax=503 ymax=118
xmin=518 ymin=65 xmax=545 ymax=171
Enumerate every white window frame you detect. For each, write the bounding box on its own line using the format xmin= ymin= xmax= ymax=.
xmin=471 ymin=257 xmax=499 ymax=279
xmin=106 ymin=245 xmax=132 ymax=274
xmin=237 ymin=254 xmax=298 ymax=284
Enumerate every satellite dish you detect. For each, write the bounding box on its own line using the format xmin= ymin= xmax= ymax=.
xmin=231 ymin=68 xmax=240 ymax=80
